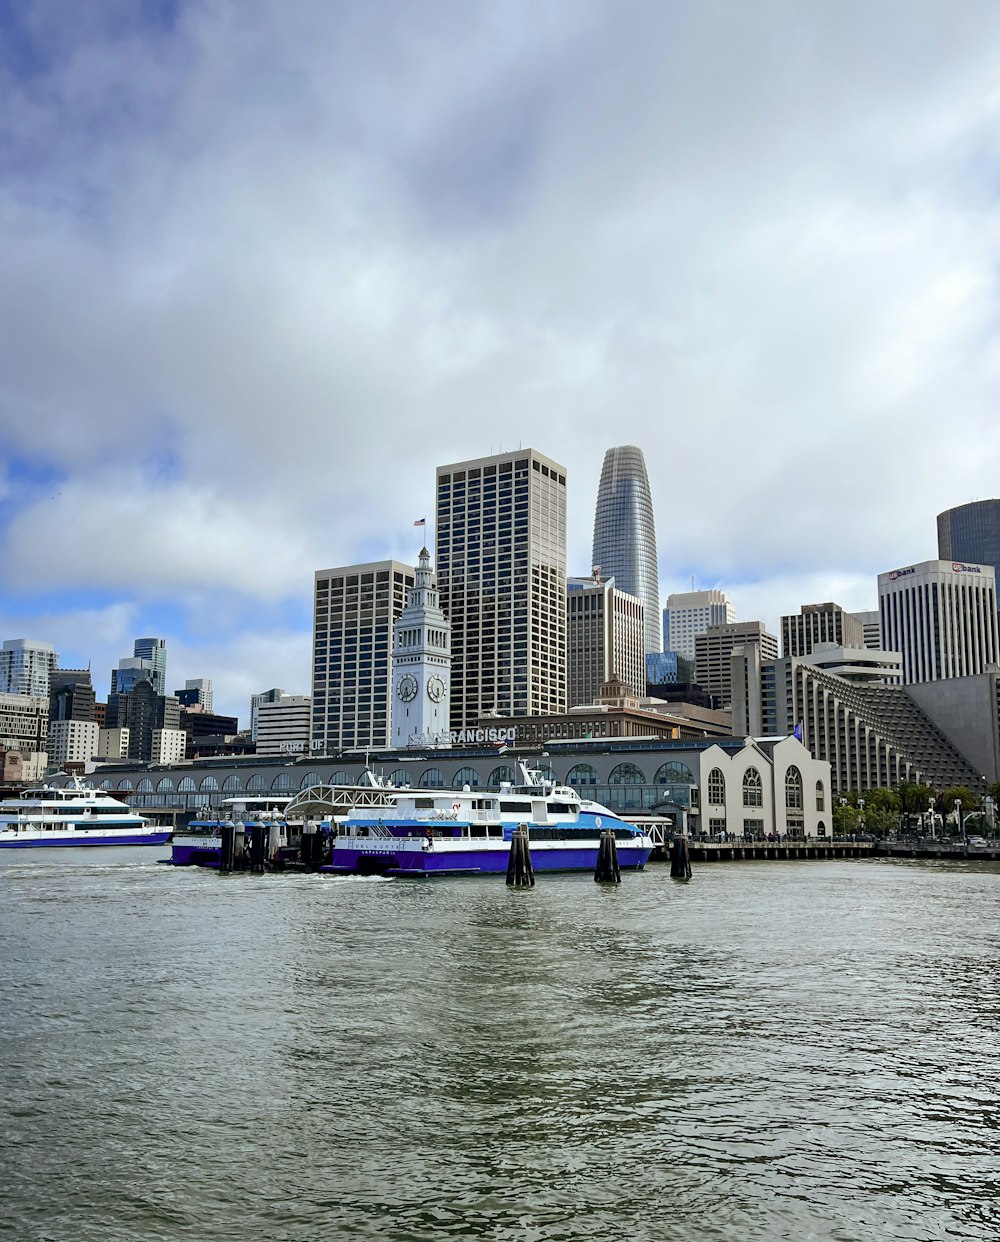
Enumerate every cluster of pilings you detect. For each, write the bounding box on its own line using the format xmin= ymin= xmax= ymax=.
xmin=504 ymin=827 xmax=631 ymax=886
xmin=220 ymin=821 xmax=282 ymax=873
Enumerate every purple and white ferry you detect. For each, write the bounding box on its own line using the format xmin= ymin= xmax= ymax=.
xmin=320 ymin=763 xmax=653 ymax=877
xmin=0 ymin=777 xmax=171 ymax=849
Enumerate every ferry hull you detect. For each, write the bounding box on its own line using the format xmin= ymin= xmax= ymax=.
xmin=169 ymin=838 xmax=222 ymax=867
xmin=0 ymin=829 xmax=172 ymax=849
xmin=322 ymin=842 xmax=652 ymax=876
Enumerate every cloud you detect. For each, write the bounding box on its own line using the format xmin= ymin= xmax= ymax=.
xmin=2 ymin=0 xmax=1000 ymax=712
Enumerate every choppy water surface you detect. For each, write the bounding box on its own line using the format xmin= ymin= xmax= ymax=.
xmin=1 ymin=851 xmax=998 ymax=1241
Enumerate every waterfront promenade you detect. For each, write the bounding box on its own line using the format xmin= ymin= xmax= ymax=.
xmin=671 ymin=837 xmax=999 ymax=863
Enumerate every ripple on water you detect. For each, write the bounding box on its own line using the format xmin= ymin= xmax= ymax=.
xmin=1 ymin=858 xmax=999 ymax=1241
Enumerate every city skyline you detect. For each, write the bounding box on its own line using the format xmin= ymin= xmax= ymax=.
xmin=3 ymin=4 xmax=1000 ymax=721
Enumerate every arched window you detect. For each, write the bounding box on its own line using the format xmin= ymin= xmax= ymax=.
xmin=389 ymin=769 xmax=412 ymax=788
xmin=785 ymin=766 xmax=803 ymax=810
xmin=537 ymin=764 xmax=556 ymax=781
xmin=707 ymin=768 xmax=726 ymax=806
xmin=99 ymin=779 xmax=112 ymax=790
xmin=453 ymin=767 xmax=480 ymax=788
xmin=222 ymin=775 xmax=241 ymax=791
xmin=655 ymin=762 xmax=694 ymax=785
xmin=200 ymin=776 xmax=220 ymax=791
xmin=156 ymin=777 xmax=175 ymax=792
xmin=566 ymin=764 xmax=598 ymax=787
xmin=609 ymin=762 xmax=646 ymax=784
xmin=117 ymin=779 xmax=134 ymax=791
xmin=488 ymin=765 xmax=515 ymax=786
xmin=272 ymin=772 xmax=294 ymax=791
xmin=299 ymin=771 xmax=322 ymax=789
xmin=329 ymin=770 xmax=351 ymax=786
xmin=137 ymin=778 xmax=153 ymax=792
xmin=742 ymin=767 xmax=763 ymax=807
xmin=178 ymin=778 xmax=196 ymax=792
xmin=247 ymin=774 xmax=267 ymax=791
xmin=420 ymin=767 xmax=445 ymax=789
xmin=815 ymin=780 xmax=825 ymax=812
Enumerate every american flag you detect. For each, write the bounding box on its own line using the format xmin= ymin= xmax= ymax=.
xmin=413 ymin=517 xmax=426 ymax=527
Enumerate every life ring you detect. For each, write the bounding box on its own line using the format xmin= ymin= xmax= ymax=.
xmin=452 ymin=802 xmax=461 ymax=812
xmin=595 ymin=816 xmax=602 ymax=828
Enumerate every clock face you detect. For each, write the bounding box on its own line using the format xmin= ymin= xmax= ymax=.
xmin=397 ymin=675 xmax=418 ymax=703
xmin=427 ymin=676 xmax=446 ymax=703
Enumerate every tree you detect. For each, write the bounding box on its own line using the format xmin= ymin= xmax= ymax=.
xmin=833 ymin=801 xmax=861 ymax=836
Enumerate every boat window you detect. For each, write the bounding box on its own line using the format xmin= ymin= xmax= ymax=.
xmin=547 ymin=803 xmax=574 ymax=814
xmin=414 ymin=798 xmax=435 ymax=809
xmin=500 ymin=800 xmax=529 ymax=813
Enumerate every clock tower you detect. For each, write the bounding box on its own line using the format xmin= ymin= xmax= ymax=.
xmin=391 ymin=546 xmax=452 ymax=748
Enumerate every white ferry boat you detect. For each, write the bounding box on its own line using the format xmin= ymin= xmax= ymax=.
xmin=0 ymin=777 xmax=171 ymax=849
xmin=320 ymin=763 xmax=653 ymax=876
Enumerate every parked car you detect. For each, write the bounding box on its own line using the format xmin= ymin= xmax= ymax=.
xmin=967 ymin=836 xmax=988 ymax=848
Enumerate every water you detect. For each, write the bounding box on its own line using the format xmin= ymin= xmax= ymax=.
xmin=1 ymin=851 xmax=998 ymax=1242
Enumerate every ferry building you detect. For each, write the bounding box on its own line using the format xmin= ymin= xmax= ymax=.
xmin=84 ymin=734 xmax=832 ymax=840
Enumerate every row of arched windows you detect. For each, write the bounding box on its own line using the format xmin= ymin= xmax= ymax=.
xmin=105 ymin=761 xmax=825 ymax=812
xmin=702 ymin=765 xmax=822 ymax=811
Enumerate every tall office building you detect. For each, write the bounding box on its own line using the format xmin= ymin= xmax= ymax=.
xmin=781 ymin=603 xmax=864 ymax=657
xmin=851 ymin=610 xmax=881 ymax=649
xmin=132 ymin=638 xmax=167 ymax=695
xmin=257 ymin=695 xmax=312 ymax=756
xmin=176 ymin=679 xmax=213 ymax=711
xmin=592 ymin=446 xmax=661 ymax=656
xmin=937 ymin=499 xmax=1000 ymax=600
xmin=663 ymin=591 xmax=736 ymax=662
xmin=566 ymin=574 xmax=645 ymax=707
xmin=49 ymin=669 xmax=96 ymax=723
xmin=0 ymin=639 xmax=58 ymax=698
xmin=251 ymin=688 xmax=284 ymax=742
xmin=312 ymin=560 xmax=415 ymax=753
xmin=878 ymin=559 xmax=999 ymax=684
xmin=105 ymin=680 xmax=180 ymax=761
xmin=437 ymin=449 xmax=567 ymax=729
xmin=695 ymin=621 xmax=778 ymax=708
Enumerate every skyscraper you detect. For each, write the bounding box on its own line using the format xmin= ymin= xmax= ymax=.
xmin=566 ymin=574 xmax=645 ymax=707
xmin=878 ymin=558 xmax=999 ymax=683
xmin=0 ymin=639 xmax=57 ymax=697
xmin=132 ymin=638 xmax=167 ymax=695
xmin=311 ymin=560 xmax=415 ymax=753
xmin=937 ymin=499 xmax=1000 ymax=601
xmin=592 ymin=446 xmax=661 ymax=656
xmin=662 ymin=590 xmax=735 ymax=661
xmin=436 ymin=449 xmax=567 ymax=729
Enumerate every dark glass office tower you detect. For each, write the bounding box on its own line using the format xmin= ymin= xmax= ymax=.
xmin=938 ymin=500 xmax=1000 ymax=599
xmin=592 ymin=445 xmax=661 ymax=655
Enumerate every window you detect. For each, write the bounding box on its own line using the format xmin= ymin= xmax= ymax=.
xmin=156 ymin=777 xmax=175 ymax=793
xmin=566 ymin=763 xmax=598 ymax=787
xmin=742 ymin=767 xmax=763 ymax=807
xmin=420 ymin=768 xmax=445 ymax=789
xmin=222 ymin=775 xmax=241 ymax=791
xmin=655 ymin=762 xmax=694 ymax=785
xmin=200 ymin=776 xmax=220 ymax=791
xmin=388 ymin=769 xmax=412 ymax=788
xmin=330 ymin=770 xmax=351 ymax=785
xmin=453 ymin=766 xmax=480 ymax=788
xmin=299 ymin=772 xmax=322 ymax=789
xmin=488 ymin=765 xmax=515 ymax=786
xmin=247 ymin=775 xmax=267 ymax=791
xmin=609 ymin=762 xmax=646 ymax=784
xmin=815 ymin=780 xmax=825 ymax=812
xmin=707 ymin=768 xmax=725 ymax=806
xmin=178 ymin=778 xmax=196 ymax=792
xmin=785 ymin=766 xmax=803 ymax=810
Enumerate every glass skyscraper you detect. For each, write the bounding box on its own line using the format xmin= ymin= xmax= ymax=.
xmin=937 ymin=499 xmax=1000 ymax=602
xmin=592 ymin=445 xmax=661 ymax=655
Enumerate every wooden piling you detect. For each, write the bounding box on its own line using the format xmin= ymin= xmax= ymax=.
xmin=506 ymin=824 xmax=535 ymax=887
xmin=220 ymin=821 xmax=236 ymax=873
xmin=669 ymin=835 xmax=692 ymax=880
xmin=594 ymin=829 xmax=621 ymax=883
xmin=248 ymin=823 xmax=267 ymax=873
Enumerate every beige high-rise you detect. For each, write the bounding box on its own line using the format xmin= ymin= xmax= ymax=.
xmin=436 ymin=449 xmax=567 ymax=729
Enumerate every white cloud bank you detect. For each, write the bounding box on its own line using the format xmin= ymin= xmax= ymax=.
xmin=2 ymin=1 xmax=1000 ymax=717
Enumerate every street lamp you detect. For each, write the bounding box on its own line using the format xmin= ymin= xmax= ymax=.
xmin=954 ymin=797 xmax=964 ymax=842
xmin=858 ymin=797 xmax=866 ymax=838
xmin=928 ymin=796 xmax=936 ymax=839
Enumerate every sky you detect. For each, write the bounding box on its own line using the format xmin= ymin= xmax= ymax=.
xmin=2 ymin=0 xmax=1000 ymax=725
